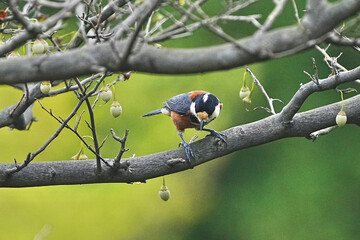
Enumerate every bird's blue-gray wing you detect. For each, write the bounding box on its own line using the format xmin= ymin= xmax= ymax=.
xmin=163 ymin=92 xmax=191 ymax=115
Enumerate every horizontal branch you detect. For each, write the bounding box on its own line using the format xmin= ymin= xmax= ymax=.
xmin=1 ymin=94 xmax=360 ymax=187
xmin=0 ymin=0 xmax=359 ymax=84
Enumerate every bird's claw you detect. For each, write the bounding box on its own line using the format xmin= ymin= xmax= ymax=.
xmin=179 ymin=142 xmax=195 ymax=167
xmin=207 ymin=130 xmax=227 ymax=144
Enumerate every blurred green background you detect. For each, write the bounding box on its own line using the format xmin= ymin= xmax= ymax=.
xmin=1 ymin=1 xmax=360 ymax=239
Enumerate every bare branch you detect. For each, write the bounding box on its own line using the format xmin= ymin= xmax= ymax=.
xmin=0 ymin=0 xmax=358 ymax=83
xmin=326 ymin=32 xmax=360 ymax=51
xmin=48 ymin=73 xmax=103 ymax=97
xmin=111 ymin=129 xmax=130 ymax=169
xmin=280 ymin=66 xmax=360 ymax=124
xmin=4 ymin=96 xmax=85 ymax=177
xmin=255 ymin=0 xmax=288 ymax=36
xmin=246 ymin=67 xmax=276 ymax=115
xmin=303 ymin=57 xmax=319 ymax=85
xmin=308 ymin=126 xmax=337 ymax=141
xmin=113 ymin=0 xmax=162 ymax=40
xmin=2 ymin=93 xmax=360 ymax=187
xmin=8 ymin=0 xmax=34 ymax=31
xmin=73 ymin=76 xmax=106 ymax=172
xmin=36 ymin=99 xmax=112 ymax=168
xmin=291 ymin=0 xmax=302 ymax=26
xmin=315 ymin=45 xmax=348 ymax=72
xmin=0 ymin=0 xmax=81 ymax=56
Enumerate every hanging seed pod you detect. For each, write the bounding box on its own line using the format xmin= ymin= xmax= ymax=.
xmin=40 ymin=81 xmax=51 ymax=94
xmin=159 ymin=185 xmax=170 ymax=201
xmin=110 ymin=100 xmax=122 ymax=118
xmin=99 ymin=85 xmax=113 ymax=102
xmin=159 ymin=177 xmax=170 ymax=201
xmin=242 ymin=94 xmax=251 ymax=104
xmin=336 ymin=110 xmax=347 ymax=127
xmin=33 ymin=39 xmax=49 ymax=55
xmin=239 ymin=86 xmax=250 ymax=99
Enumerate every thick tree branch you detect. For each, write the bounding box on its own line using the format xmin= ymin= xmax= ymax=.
xmin=0 ymin=0 xmax=359 ymax=188
xmin=0 ymin=0 xmax=359 ymax=84
xmin=1 ymin=94 xmax=360 ymax=187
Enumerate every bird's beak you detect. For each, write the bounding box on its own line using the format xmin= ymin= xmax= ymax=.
xmin=200 ymin=120 xmax=204 ymax=130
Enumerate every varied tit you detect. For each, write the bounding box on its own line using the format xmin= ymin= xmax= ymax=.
xmin=142 ymin=90 xmax=226 ymax=165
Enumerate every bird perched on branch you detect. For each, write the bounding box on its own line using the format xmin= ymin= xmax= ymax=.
xmin=142 ymin=90 xmax=226 ymax=165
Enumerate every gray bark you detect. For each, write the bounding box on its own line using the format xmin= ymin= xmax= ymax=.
xmin=0 ymin=0 xmax=359 ymax=187
xmin=1 ymin=93 xmax=359 ymax=187
xmin=0 ymin=0 xmax=359 ymax=85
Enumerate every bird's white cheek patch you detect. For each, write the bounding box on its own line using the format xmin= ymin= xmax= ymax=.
xmin=209 ymin=104 xmax=221 ymax=120
xmin=190 ymin=102 xmax=196 ymax=116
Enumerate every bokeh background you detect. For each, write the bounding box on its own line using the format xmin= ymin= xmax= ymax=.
xmin=1 ymin=1 xmax=360 ymax=239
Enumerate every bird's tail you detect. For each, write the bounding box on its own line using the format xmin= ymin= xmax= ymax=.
xmin=142 ymin=109 xmax=163 ymax=117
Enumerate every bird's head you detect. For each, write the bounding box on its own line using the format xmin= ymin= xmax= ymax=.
xmin=190 ymin=93 xmax=223 ymax=130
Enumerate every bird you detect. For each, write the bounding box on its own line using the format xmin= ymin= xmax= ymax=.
xmin=142 ymin=90 xmax=226 ymax=165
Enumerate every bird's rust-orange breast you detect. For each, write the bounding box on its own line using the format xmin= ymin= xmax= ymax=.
xmin=170 ymin=111 xmax=198 ymax=132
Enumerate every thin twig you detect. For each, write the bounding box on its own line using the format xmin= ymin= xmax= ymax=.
xmin=5 ymin=97 xmax=85 ymax=177
xmin=111 ymin=128 xmax=130 ymax=169
xmin=36 ymin=99 xmax=112 ymax=168
xmin=291 ymin=0 xmax=302 ymax=26
xmin=144 ymin=10 xmax=155 ymax=37
xmin=74 ymin=110 xmax=86 ymax=132
xmin=246 ymin=67 xmax=276 ymax=115
xmin=99 ymin=134 xmax=109 ymax=149
xmin=49 ymin=74 xmax=103 ymax=97
xmin=171 ymin=2 xmax=253 ymax=55
xmin=315 ymin=45 xmax=347 ymax=72
xmin=255 ymin=0 xmax=288 ymax=36
xmin=117 ymin=0 xmax=160 ymax=67
xmin=308 ymin=126 xmax=337 ymax=141
xmin=73 ymin=75 xmax=106 ymax=173
xmin=303 ymin=57 xmax=319 ymax=85
xmin=0 ymin=0 xmax=81 ymax=56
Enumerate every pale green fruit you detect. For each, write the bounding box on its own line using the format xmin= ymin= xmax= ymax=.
xmin=40 ymin=81 xmax=51 ymax=94
xmin=159 ymin=186 xmax=170 ymax=201
xmin=110 ymin=101 xmax=122 ymax=118
xmin=336 ymin=110 xmax=347 ymax=127
xmin=99 ymin=86 xmax=113 ymax=102
xmin=242 ymin=95 xmax=251 ymax=104
xmin=33 ymin=39 xmax=49 ymax=55
xmin=239 ymin=86 xmax=250 ymax=99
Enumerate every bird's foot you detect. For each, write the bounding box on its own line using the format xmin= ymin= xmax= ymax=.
xmin=179 ymin=142 xmax=195 ymax=167
xmin=206 ymin=129 xmax=227 ymax=144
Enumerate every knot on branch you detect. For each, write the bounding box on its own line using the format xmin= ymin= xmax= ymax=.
xmin=116 ymin=159 xmax=131 ymax=171
xmin=281 ymin=119 xmax=294 ymax=127
xmin=166 ymin=158 xmax=186 ymax=167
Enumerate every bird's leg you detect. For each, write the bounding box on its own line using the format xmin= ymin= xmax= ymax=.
xmin=202 ymin=128 xmax=227 ymax=143
xmin=178 ymin=132 xmax=195 ymax=166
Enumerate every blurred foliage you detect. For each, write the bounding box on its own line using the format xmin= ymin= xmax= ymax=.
xmin=1 ymin=0 xmax=360 ymax=239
